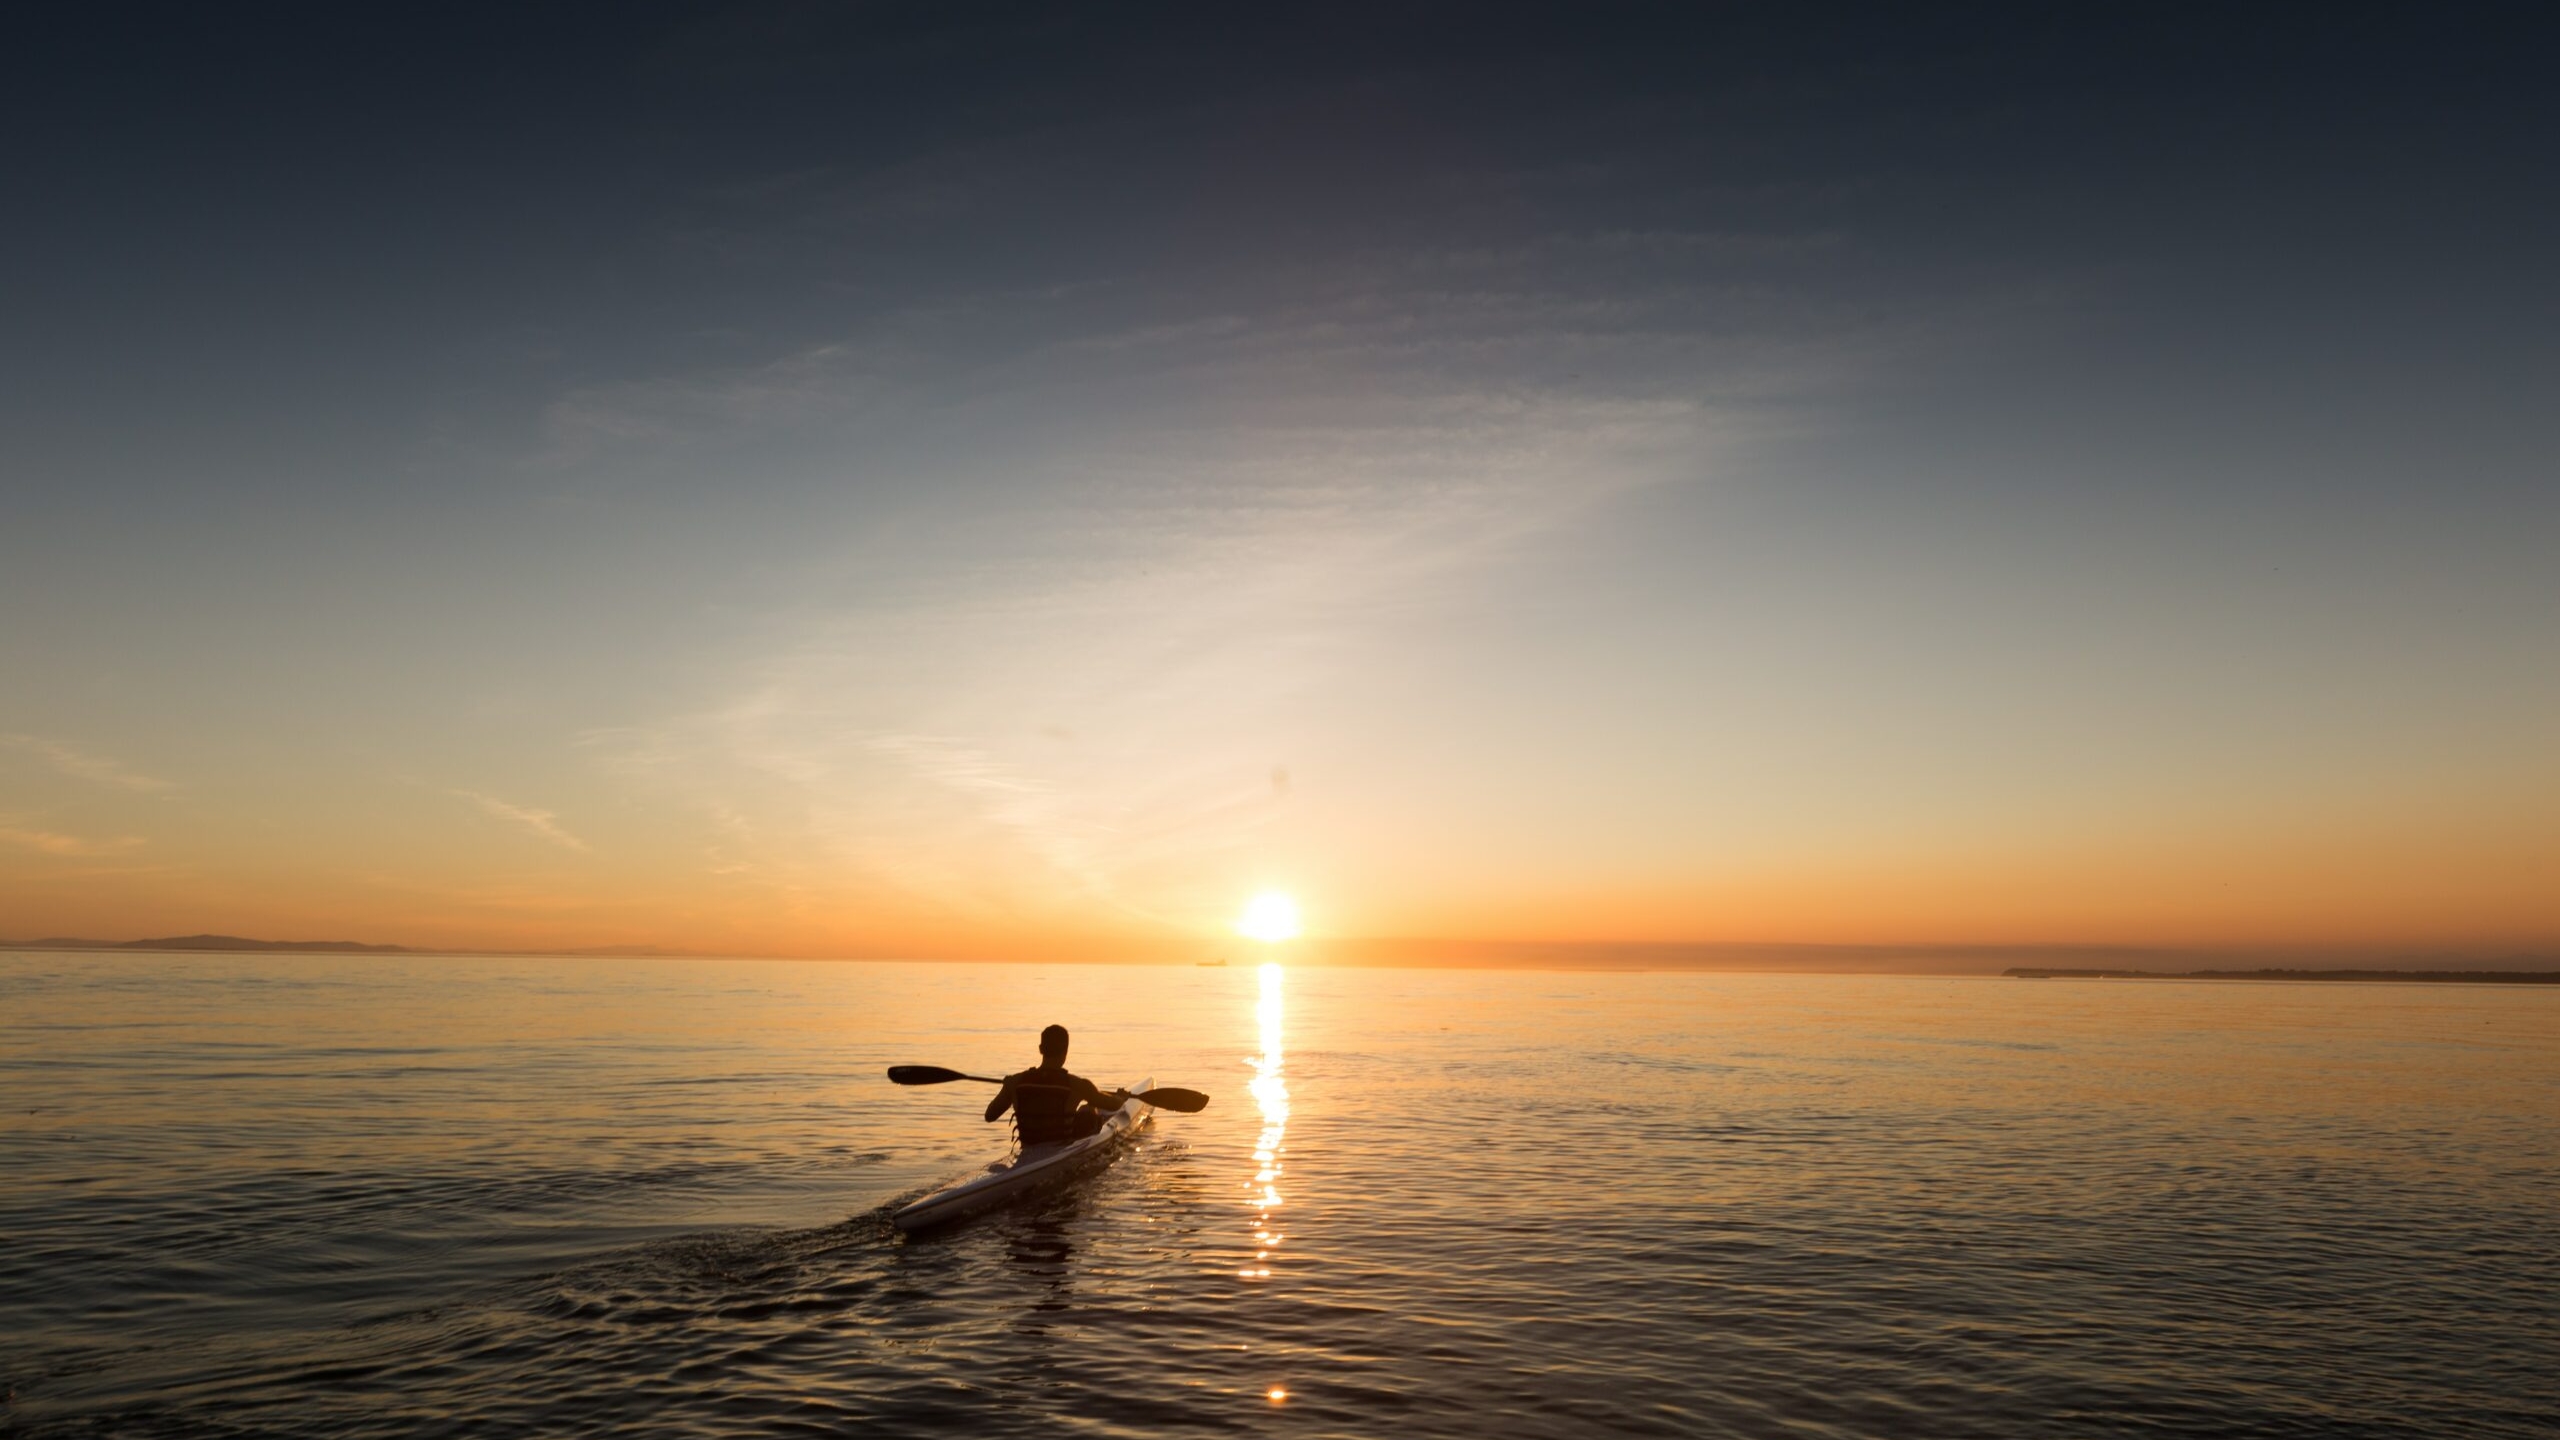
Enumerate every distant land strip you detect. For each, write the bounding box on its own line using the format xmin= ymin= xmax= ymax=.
xmin=1 ymin=934 xmax=686 ymax=958
xmin=2005 ymin=967 xmax=2560 ymax=984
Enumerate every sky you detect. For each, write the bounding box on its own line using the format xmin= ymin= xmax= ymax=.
xmin=3 ymin=4 xmax=2555 ymax=962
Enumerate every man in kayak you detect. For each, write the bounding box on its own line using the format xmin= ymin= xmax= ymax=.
xmin=986 ymin=1024 xmax=1132 ymax=1144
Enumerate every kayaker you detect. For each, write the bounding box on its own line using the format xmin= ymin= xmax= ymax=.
xmin=986 ymin=1024 xmax=1131 ymax=1144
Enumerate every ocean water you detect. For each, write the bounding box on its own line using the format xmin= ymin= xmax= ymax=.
xmin=2 ymin=952 xmax=2553 ymax=1439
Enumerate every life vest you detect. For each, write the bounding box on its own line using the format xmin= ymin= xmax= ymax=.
xmin=1008 ymin=1068 xmax=1089 ymax=1144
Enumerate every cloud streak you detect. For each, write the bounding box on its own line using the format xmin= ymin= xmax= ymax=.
xmin=0 ymin=824 xmax=144 ymax=857
xmin=0 ymin=734 xmax=172 ymax=792
xmin=861 ymin=730 xmax=1122 ymax=898
xmin=454 ymin=791 xmax=591 ymax=853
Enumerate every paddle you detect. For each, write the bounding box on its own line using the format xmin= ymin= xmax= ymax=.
xmin=886 ymin=1065 xmax=1210 ymax=1113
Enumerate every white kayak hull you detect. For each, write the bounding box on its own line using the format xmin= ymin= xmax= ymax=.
xmin=891 ymin=1078 xmax=1154 ymax=1232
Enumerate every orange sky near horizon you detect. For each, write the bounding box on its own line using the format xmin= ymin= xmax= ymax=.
xmin=7 ymin=711 xmax=2553 ymax=960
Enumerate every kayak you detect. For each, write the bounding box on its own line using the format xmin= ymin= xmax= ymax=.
xmin=891 ymin=1077 xmax=1155 ymax=1232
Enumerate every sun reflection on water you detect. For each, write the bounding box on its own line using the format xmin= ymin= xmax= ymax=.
xmin=1241 ymin=962 xmax=1288 ymax=1283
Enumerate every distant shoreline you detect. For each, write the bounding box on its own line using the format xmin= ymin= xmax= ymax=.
xmin=2004 ymin=967 xmax=2560 ymax=985
xmin=0 ymin=934 xmax=687 ymax=960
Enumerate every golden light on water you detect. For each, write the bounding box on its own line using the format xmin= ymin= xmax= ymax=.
xmin=1235 ymin=892 xmax=1302 ymax=943
xmin=1242 ymin=961 xmax=1291 ymax=1405
xmin=1243 ymin=961 xmax=1289 ymax=1278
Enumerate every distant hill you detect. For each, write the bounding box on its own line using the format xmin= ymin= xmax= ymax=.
xmin=3 ymin=934 xmax=414 ymax=954
xmin=139 ymin=934 xmax=415 ymax=954
xmin=0 ymin=935 xmax=689 ymax=958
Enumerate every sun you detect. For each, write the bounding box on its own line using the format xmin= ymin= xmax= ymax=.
xmin=1235 ymin=892 xmax=1302 ymax=943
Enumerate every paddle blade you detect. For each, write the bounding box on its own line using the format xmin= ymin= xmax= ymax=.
xmin=887 ymin=1065 xmax=968 ymax=1086
xmin=1134 ymin=1087 xmax=1209 ymax=1113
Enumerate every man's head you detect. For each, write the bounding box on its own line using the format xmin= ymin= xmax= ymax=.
xmin=1038 ymin=1024 xmax=1070 ymax=1064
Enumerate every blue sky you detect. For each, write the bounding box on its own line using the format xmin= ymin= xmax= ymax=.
xmin=3 ymin=4 xmax=2553 ymax=956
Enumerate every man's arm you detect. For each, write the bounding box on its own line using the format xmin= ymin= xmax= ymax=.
xmin=984 ymin=1077 xmax=1016 ymax=1123
xmin=1077 ymin=1075 xmax=1131 ymax=1111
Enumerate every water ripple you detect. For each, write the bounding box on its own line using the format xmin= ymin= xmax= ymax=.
xmin=1 ymin=954 xmax=2552 ymax=1438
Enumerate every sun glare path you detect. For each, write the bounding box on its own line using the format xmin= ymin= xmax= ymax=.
xmin=1236 ymin=891 xmax=1301 ymax=943
xmin=1244 ymin=961 xmax=1291 ymax=1400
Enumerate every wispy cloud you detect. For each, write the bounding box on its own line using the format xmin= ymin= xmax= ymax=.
xmin=0 ymin=734 xmax=172 ymax=792
xmin=532 ymin=340 xmax=912 ymax=472
xmin=453 ymin=791 xmax=590 ymax=853
xmin=522 ymin=161 xmax=2013 ymax=943
xmin=553 ymin=350 xmax=1724 ymax=933
xmin=0 ymin=824 xmax=144 ymax=856
xmin=861 ymin=731 xmax=1118 ymax=896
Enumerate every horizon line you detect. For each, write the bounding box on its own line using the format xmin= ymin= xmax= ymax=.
xmin=7 ymin=932 xmax=2557 ymax=976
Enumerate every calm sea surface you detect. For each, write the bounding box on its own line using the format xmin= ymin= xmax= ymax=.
xmin=2 ymin=952 xmax=2552 ymax=1438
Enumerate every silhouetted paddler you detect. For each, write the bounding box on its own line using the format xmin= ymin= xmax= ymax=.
xmin=984 ymin=1024 xmax=1131 ymax=1144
